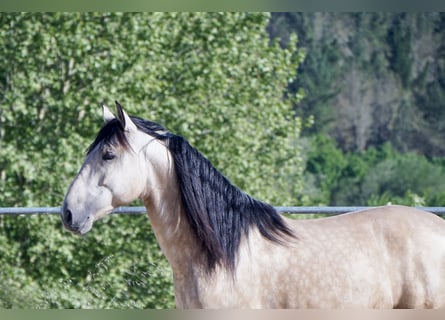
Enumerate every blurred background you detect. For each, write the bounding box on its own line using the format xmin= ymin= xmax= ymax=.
xmin=0 ymin=12 xmax=444 ymax=308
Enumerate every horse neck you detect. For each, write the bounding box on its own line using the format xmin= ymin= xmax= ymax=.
xmin=141 ymin=161 xmax=204 ymax=275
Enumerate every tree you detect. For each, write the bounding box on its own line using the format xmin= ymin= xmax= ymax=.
xmin=269 ymin=13 xmax=445 ymax=155
xmin=0 ymin=13 xmax=305 ymax=308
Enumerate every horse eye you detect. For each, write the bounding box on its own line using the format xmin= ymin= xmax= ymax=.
xmin=102 ymin=151 xmax=116 ymax=161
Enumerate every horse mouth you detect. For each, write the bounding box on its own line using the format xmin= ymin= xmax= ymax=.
xmin=63 ymin=216 xmax=94 ymax=235
xmin=78 ymin=218 xmax=94 ymax=235
xmin=75 ymin=207 xmax=113 ymax=234
xmin=76 ymin=210 xmax=112 ymax=235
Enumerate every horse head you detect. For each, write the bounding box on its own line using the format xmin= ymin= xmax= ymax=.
xmin=61 ymin=102 xmax=166 ymax=234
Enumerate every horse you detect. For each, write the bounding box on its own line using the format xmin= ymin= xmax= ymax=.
xmin=62 ymin=102 xmax=445 ymax=308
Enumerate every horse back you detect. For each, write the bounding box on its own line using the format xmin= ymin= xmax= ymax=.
xmin=283 ymin=205 xmax=445 ymax=308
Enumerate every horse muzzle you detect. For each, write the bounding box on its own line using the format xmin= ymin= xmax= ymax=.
xmin=61 ymin=203 xmax=93 ymax=235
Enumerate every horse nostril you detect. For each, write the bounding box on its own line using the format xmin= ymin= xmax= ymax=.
xmin=65 ymin=209 xmax=73 ymax=226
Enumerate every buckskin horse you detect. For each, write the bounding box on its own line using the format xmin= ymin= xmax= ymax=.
xmin=62 ymin=102 xmax=445 ymax=308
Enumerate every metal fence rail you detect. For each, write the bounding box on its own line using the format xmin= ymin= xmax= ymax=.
xmin=1 ymin=206 xmax=445 ymax=216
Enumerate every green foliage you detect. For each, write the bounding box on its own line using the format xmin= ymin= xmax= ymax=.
xmin=0 ymin=213 xmax=175 ymax=308
xmin=0 ymin=13 xmax=305 ymax=308
xmin=304 ymin=135 xmax=347 ymax=204
xmin=306 ymin=135 xmax=445 ymax=207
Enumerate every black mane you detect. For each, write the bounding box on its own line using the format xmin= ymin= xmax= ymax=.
xmin=88 ymin=116 xmax=294 ymax=273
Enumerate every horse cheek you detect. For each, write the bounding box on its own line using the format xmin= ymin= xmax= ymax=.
xmin=114 ymin=163 xmax=146 ymax=204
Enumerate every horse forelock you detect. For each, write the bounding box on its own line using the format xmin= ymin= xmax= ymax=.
xmin=86 ymin=118 xmax=130 ymax=155
xmin=86 ymin=117 xmax=168 ymax=155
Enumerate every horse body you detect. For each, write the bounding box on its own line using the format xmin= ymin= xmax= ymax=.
xmin=165 ymin=205 xmax=445 ymax=308
xmin=62 ymin=103 xmax=445 ymax=308
xmin=276 ymin=206 xmax=445 ymax=308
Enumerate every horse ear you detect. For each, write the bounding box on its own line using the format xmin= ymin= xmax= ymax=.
xmin=102 ymin=104 xmax=115 ymax=123
xmin=115 ymin=101 xmax=137 ymax=132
